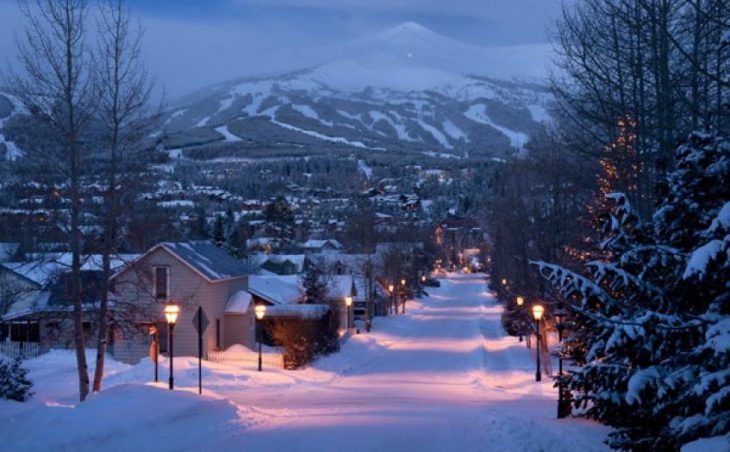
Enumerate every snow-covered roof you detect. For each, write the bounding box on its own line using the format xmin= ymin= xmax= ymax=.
xmin=264 ymin=304 xmax=329 ymax=319
xmin=2 ymin=254 xmax=139 ymax=286
xmin=327 ymin=275 xmax=355 ymax=299
xmin=309 ymin=253 xmax=373 ymax=275
xmin=248 ymin=275 xmax=305 ymax=305
xmin=225 ymin=291 xmax=253 ymax=314
xmin=259 ymin=254 xmax=306 ymax=273
xmin=161 ymin=242 xmax=249 ymax=281
xmin=300 ymin=239 xmax=343 ymax=250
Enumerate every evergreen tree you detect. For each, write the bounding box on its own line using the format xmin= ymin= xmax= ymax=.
xmin=588 ymin=116 xmax=643 ymax=248
xmin=226 ymin=221 xmax=249 ymax=258
xmin=263 ymin=196 xmax=295 ymax=240
xmin=302 ymin=265 xmax=327 ymax=303
xmin=534 ymin=132 xmax=729 ymax=450
xmin=213 ymin=215 xmax=225 ymax=248
xmin=0 ymin=357 xmax=33 ymax=402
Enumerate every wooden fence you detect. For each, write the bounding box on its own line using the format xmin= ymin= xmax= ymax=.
xmin=0 ymin=341 xmax=41 ymax=360
xmin=207 ymin=349 xmax=285 ymax=369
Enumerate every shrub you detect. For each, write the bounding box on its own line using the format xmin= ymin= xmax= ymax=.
xmin=0 ymin=355 xmax=33 ymax=402
xmin=270 ymin=311 xmax=340 ymax=370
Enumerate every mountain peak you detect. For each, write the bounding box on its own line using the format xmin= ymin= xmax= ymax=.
xmin=385 ymin=21 xmax=435 ymax=36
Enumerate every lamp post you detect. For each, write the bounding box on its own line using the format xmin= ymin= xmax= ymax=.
xmin=345 ymin=295 xmax=353 ymax=332
xmin=164 ymin=303 xmax=179 ymax=390
xmin=255 ymin=304 xmax=266 ymax=371
xmin=400 ymin=278 xmax=407 ymax=314
xmin=554 ymin=308 xmax=569 ymax=418
xmin=388 ymin=283 xmax=395 ymax=315
xmin=516 ymin=296 xmax=525 ymax=342
xmin=532 ymin=304 xmax=544 ymax=382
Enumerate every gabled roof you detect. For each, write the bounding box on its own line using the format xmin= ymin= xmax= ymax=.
xmin=2 ymin=254 xmax=139 ymax=287
xmin=225 ymin=290 xmax=252 ymax=314
xmin=327 ymin=275 xmax=355 ymax=299
xmin=301 ymin=239 xmax=343 ymax=250
xmin=161 ymin=242 xmax=249 ymax=281
xmin=112 ymin=241 xmax=250 ymax=283
xmin=248 ymin=275 xmax=305 ymax=305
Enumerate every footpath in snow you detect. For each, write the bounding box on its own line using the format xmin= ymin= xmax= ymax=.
xmin=0 ymin=273 xmax=611 ymax=451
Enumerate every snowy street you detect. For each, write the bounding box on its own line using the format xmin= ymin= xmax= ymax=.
xmin=219 ymin=274 xmax=609 ymax=451
xmin=0 ymin=274 xmax=610 ymax=451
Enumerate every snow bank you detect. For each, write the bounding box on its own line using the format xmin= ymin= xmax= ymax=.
xmin=682 ymin=435 xmax=730 ymax=452
xmin=0 ymin=384 xmax=242 ymax=451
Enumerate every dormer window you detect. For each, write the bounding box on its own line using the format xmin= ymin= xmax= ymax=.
xmin=154 ymin=266 xmax=169 ymax=299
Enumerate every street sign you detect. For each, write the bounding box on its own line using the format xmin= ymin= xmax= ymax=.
xmin=193 ymin=306 xmax=208 ymax=395
xmin=192 ymin=306 xmax=209 ymax=334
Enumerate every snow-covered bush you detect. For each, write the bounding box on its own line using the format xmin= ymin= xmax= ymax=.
xmin=534 ymin=132 xmax=729 ymax=450
xmin=0 ymin=355 xmax=33 ymax=402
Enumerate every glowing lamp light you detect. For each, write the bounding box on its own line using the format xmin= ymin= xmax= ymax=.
xmin=532 ymin=304 xmax=544 ymax=321
xmin=388 ymin=284 xmax=394 ymax=293
xmin=421 ymin=275 xmax=426 ymax=282
xmin=501 ymin=278 xmax=508 ymax=286
xmin=516 ymin=296 xmax=524 ymax=307
xmin=164 ymin=303 xmax=179 ymax=325
xmin=400 ymin=278 xmax=406 ymax=286
xmin=345 ymin=296 xmax=353 ymax=307
xmin=255 ymin=304 xmax=266 ymax=320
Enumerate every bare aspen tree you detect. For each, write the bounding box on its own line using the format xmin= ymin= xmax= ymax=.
xmin=6 ymin=0 xmax=96 ymax=402
xmin=92 ymin=0 xmax=161 ymax=392
xmin=551 ymin=0 xmax=728 ymax=217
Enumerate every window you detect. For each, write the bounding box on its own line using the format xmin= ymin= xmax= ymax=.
xmin=154 ymin=267 xmax=169 ymax=299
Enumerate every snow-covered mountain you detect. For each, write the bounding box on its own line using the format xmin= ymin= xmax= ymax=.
xmin=0 ymin=92 xmax=24 ymax=161
xmin=161 ymin=22 xmax=553 ymax=160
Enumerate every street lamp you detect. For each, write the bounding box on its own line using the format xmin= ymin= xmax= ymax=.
xmin=421 ymin=275 xmax=426 ymax=283
xmin=516 ymin=296 xmax=525 ymax=342
xmin=554 ymin=308 xmax=569 ymax=418
xmin=388 ymin=283 xmax=395 ymax=315
xmin=501 ymin=278 xmax=508 ymax=287
xmin=345 ymin=296 xmax=353 ymax=331
xmin=400 ymin=279 xmax=407 ymax=314
xmin=255 ymin=304 xmax=266 ymax=371
xmin=532 ymin=304 xmax=544 ymax=382
xmin=164 ymin=303 xmax=179 ymax=390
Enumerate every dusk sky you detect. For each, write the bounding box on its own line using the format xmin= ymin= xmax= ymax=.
xmin=0 ymin=0 xmax=568 ymax=97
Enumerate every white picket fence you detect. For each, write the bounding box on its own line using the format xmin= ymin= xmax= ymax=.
xmin=207 ymin=349 xmax=285 ymax=369
xmin=0 ymin=341 xmax=41 ymax=360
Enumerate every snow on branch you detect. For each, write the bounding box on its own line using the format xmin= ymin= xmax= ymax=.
xmin=531 ymin=260 xmax=615 ymax=308
xmin=586 ymin=261 xmax=666 ymax=304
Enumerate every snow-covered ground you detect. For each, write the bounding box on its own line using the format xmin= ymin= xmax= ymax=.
xmin=0 ymin=274 xmax=611 ymax=451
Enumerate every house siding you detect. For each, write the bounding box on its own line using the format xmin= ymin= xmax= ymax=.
xmin=223 ymin=313 xmax=255 ymax=350
xmin=112 ymin=247 xmax=249 ymax=363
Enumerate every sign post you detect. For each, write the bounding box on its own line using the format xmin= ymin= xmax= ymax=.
xmin=192 ymin=306 xmax=209 ymax=395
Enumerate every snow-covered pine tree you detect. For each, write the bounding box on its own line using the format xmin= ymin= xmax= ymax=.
xmin=302 ymin=265 xmax=327 ymax=303
xmin=0 ymin=356 xmax=33 ymax=402
xmin=534 ymin=192 xmax=675 ymax=450
xmin=656 ymin=132 xmax=730 ymax=444
xmin=589 ymin=116 xmax=642 ymax=226
xmin=213 ymin=215 xmax=225 ymax=248
xmin=534 ymin=132 xmax=729 ymax=450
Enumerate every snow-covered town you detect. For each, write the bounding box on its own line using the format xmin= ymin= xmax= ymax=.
xmin=0 ymin=1 xmax=728 ymax=451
